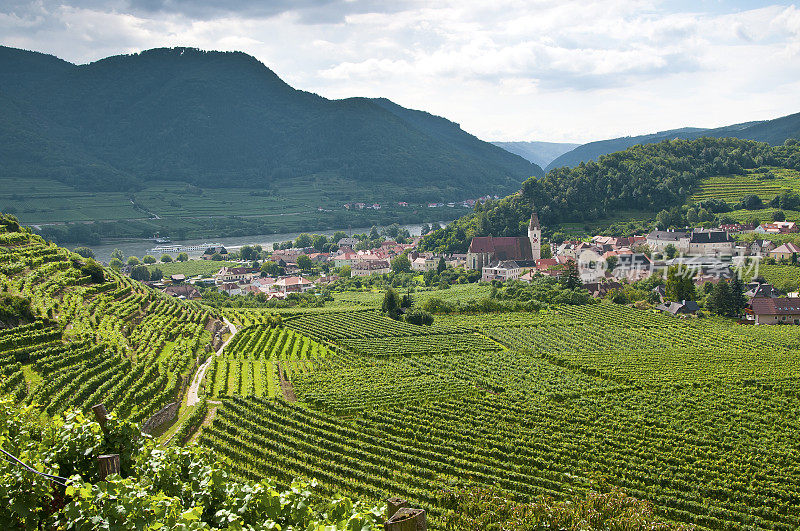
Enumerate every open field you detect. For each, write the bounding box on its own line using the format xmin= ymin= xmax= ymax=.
xmin=145 ymin=259 xmax=240 ymax=277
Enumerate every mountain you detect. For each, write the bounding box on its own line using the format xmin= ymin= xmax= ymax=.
xmin=492 ymin=141 xmax=580 ymax=168
xmin=0 ymin=46 xmax=542 ymax=200
xmin=546 ymin=113 xmax=800 ymax=171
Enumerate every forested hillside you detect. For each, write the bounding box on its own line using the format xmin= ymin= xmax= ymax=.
xmin=421 ymin=137 xmax=800 ymax=252
xmin=0 ymin=46 xmax=541 ymax=200
xmin=547 ymin=112 xmax=800 ymax=170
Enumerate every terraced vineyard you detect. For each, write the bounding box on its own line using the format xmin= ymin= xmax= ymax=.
xmin=0 ymin=219 xmax=220 ymax=424
xmin=200 ymin=305 xmax=800 ymax=529
xmin=690 ymin=167 xmax=800 ymax=204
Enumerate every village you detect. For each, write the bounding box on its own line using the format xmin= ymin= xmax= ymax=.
xmin=128 ymin=212 xmax=800 ymax=326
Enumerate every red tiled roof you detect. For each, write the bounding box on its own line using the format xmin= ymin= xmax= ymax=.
xmin=468 ymin=236 xmax=532 ymax=260
xmin=750 ymin=297 xmax=800 ymax=315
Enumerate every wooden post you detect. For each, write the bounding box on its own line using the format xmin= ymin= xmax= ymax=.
xmin=386 ymin=497 xmax=409 ymax=520
xmin=92 ymin=403 xmax=109 ymax=433
xmin=384 ymin=508 xmax=426 ymax=531
xmin=98 ymin=454 xmax=120 ymax=480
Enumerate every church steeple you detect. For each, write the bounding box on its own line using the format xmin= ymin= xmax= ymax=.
xmin=528 ymin=209 xmax=541 ymax=260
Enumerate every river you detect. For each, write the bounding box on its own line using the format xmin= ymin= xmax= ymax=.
xmin=85 ymin=222 xmax=450 ymax=263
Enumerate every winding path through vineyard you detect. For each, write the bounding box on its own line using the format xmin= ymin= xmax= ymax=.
xmin=188 ymin=318 xmax=237 ymax=407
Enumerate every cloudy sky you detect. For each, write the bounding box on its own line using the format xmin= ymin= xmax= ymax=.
xmin=1 ymin=0 xmax=799 ymax=143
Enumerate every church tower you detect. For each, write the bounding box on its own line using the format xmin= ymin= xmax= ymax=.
xmin=528 ymin=210 xmax=541 ymax=260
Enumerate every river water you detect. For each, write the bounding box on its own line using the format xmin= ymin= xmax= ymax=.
xmin=85 ymin=221 xmax=450 ymax=263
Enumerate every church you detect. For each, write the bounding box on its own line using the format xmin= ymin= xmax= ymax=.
xmin=466 ymin=212 xmax=541 ymax=270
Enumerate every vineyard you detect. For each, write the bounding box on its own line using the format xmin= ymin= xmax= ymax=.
xmin=0 ymin=223 xmax=220 ymax=425
xmin=200 ymin=303 xmax=800 ymax=529
xmin=690 ymin=167 xmax=800 ymax=204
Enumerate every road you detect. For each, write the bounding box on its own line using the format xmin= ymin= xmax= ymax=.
xmin=187 ymin=318 xmax=237 ymax=407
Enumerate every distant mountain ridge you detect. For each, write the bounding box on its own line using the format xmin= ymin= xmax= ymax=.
xmin=546 ymin=114 xmax=800 ymax=171
xmin=492 ymin=141 xmax=580 ymax=168
xmin=0 ymin=45 xmax=542 ymax=201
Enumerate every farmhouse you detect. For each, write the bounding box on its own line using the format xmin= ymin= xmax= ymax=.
xmin=162 ymin=284 xmax=201 ymax=300
xmin=215 ymin=267 xmax=259 ymax=284
xmin=467 ymin=212 xmax=540 ymax=270
xmin=275 ymin=276 xmax=314 ymax=293
xmin=656 ymin=300 xmax=700 ymax=315
xmin=748 ymin=297 xmax=800 ymax=324
xmin=481 ymin=259 xmax=537 ymax=282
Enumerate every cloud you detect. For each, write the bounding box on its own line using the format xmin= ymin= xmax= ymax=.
xmin=0 ymin=0 xmax=798 ymax=142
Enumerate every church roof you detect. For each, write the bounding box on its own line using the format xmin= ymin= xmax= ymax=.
xmin=468 ymin=236 xmax=533 ymax=260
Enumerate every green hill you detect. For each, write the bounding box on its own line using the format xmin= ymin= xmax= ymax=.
xmin=0 ymin=45 xmax=541 ymax=199
xmin=421 ymin=137 xmax=800 ymax=252
xmin=546 ymin=113 xmax=800 ymax=171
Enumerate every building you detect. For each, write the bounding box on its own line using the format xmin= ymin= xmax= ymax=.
xmin=769 ymin=242 xmax=800 ymax=260
xmin=745 ymin=282 xmax=782 ymax=299
xmin=351 ymin=260 xmax=390 ymax=276
xmin=748 ymin=297 xmax=800 ymax=324
xmin=215 ymin=267 xmax=259 ymax=284
xmin=162 ymin=284 xmax=201 ymax=300
xmin=748 ymin=239 xmax=775 ymax=256
xmin=756 ymin=221 xmax=798 ymax=234
xmin=645 ymin=230 xmax=688 ymax=252
xmin=686 ymin=230 xmax=735 ymax=256
xmin=275 ymin=276 xmax=315 ymax=293
xmin=656 ymin=300 xmax=700 ymax=315
xmin=481 ymin=259 xmax=537 ymax=282
xmin=337 ymin=237 xmax=359 ymax=249
xmin=467 ymin=212 xmax=540 ymax=270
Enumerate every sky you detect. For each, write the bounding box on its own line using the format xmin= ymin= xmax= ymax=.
xmin=1 ymin=0 xmax=799 ymax=143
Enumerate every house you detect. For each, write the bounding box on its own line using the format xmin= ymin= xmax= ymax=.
xmin=162 ymin=284 xmax=201 ymax=300
xmin=220 ymin=283 xmax=242 ymax=296
xmin=337 ymin=237 xmax=359 ymax=249
xmin=169 ymin=274 xmax=186 ymax=283
xmin=745 ymin=282 xmax=782 ymax=299
xmin=583 ymin=280 xmax=623 ymax=298
xmin=467 ymin=212 xmax=540 ymax=270
xmin=756 ymin=221 xmax=798 ymax=234
xmin=411 ymin=257 xmax=430 ymax=272
xmin=612 ymin=254 xmax=653 ymax=281
xmin=720 ymin=223 xmax=755 ymax=233
xmin=656 ymin=300 xmax=700 ymax=315
xmin=351 ymin=260 xmax=390 ymax=277
xmin=645 ymin=230 xmax=688 ymax=253
xmin=748 ymin=239 xmax=775 ymax=256
xmin=275 ymin=276 xmax=315 ymax=293
xmin=481 ymin=259 xmax=537 ymax=282
xmin=769 ymin=242 xmax=800 ymax=260
xmin=748 ymin=297 xmax=800 ymax=324
xmin=686 ymin=230 xmax=735 ymax=256
xmin=215 ymin=267 xmax=259 ymax=284
xmin=201 ymin=246 xmax=228 ymax=260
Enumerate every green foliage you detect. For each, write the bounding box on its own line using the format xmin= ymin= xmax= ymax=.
xmin=559 ymin=260 xmax=581 ymax=290
xmin=297 ymin=255 xmax=313 ymax=271
xmin=0 ymin=399 xmax=383 ymax=530
xmin=177 ymin=252 xmax=189 ymax=262
xmin=127 ymin=256 xmax=140 ymax=266
xmin=142 ymin=255 xmax=157 ymax=264
xmin=390 ymin=255 xmax=411 ymax=274
xmin=160 ymin=254 xmax=173 ymax=263
xmin=439 ymin=485 xmax=688 ymax=530
xmin=665 ymin=265 xmax=696 ymax=302
xmin=405 ymin=309 xmax=434 ymax=326
xmin=72 ymin=247 xmax=94 ymax=259
xmin=130 ymin=264 xmax=151 ymax=281
xmin=80 ymin=260 xmax=105 ymax=283
xmin=381 ymin=288 xmax=401 ymax=317
xmin=0 ymin=293 xmax=34 ymax=327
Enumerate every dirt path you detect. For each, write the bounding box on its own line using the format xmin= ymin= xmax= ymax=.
xmin=187 ymin=318 xmax=237 ymax=407
xmin=277 ymin=362 xmax=297 ymax=402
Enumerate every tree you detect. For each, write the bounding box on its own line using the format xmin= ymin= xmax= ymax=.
xmin=382 ymin=287 xmax=401 ymax=317
xmin=605 ymin=255 xmax=618 ymax=273
xmin=109 ymin=258 xmax=123 ymax=270
xmin=177 ymin=252 xmax=189 ymax=262
xmin=664 ymin=244 xmax=678 ymax=259
xmin=420 ymin=224 xmax=430 ymax=236
xmin=665 ymin=265 xmax=696 ymax=301
xmin=312 ymin=235 xmax=327 ymax=252
xmin=142 ymin=255 xmax=157 ymax=264
xmin=240 ymin=245 xmax=256 ymax=261
xmin=437 ymin=257 xmax=446 ymax=274
xmin=540 ymin=243 xmax=552 ymax=259
xmin=127 ymin=256 xmax=140 ymax=266
xmin=211 ymin=253 xmax=224 ymax=261
xmin=297 ymin=255 xmax=313 ymax=271
xmin=729 ymin=275 xmax=746 ymax=317
xmin=332 ymin=231 xmax=347 ymax=243
xmin=406 ymin=309 xmax=434 ymax=326
xmin=80 ymin=261 xmax=105 ymax=283
xmin=773 ymin=210 xmax=786 ymax=222
xmin=150 ymin=268 xmax=163 ymax=281
xmin=706 ymin=280 xmax=731 ymax=316
xmin=740 ymin=194 xmax=763 ymax=210
xmin=160 ymin=254 xmax=173 ymax=263
xmin=110 ymin=248 xmax=125 ymax=261
xmin=130 ymin=265 xmax=150 ymax=281
xmin=559 ymin=260 xmax=580 ymax=290
xmin=656 ymin=210 xmax=671 ymax=230
xmin=261 ymin=261 xmax=280 ymax=276
xmin=340 ymin=265 xmax=351 ymax=278
xmin=369 ymin=226 xmax=380 ymax=240
xmin=294 ymin=233 xmax=312 ymax=249
xmin=73 ymin=247 xmax=95 ymax=259
xmin=391 ymin=255 xmax=411 ymax=274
